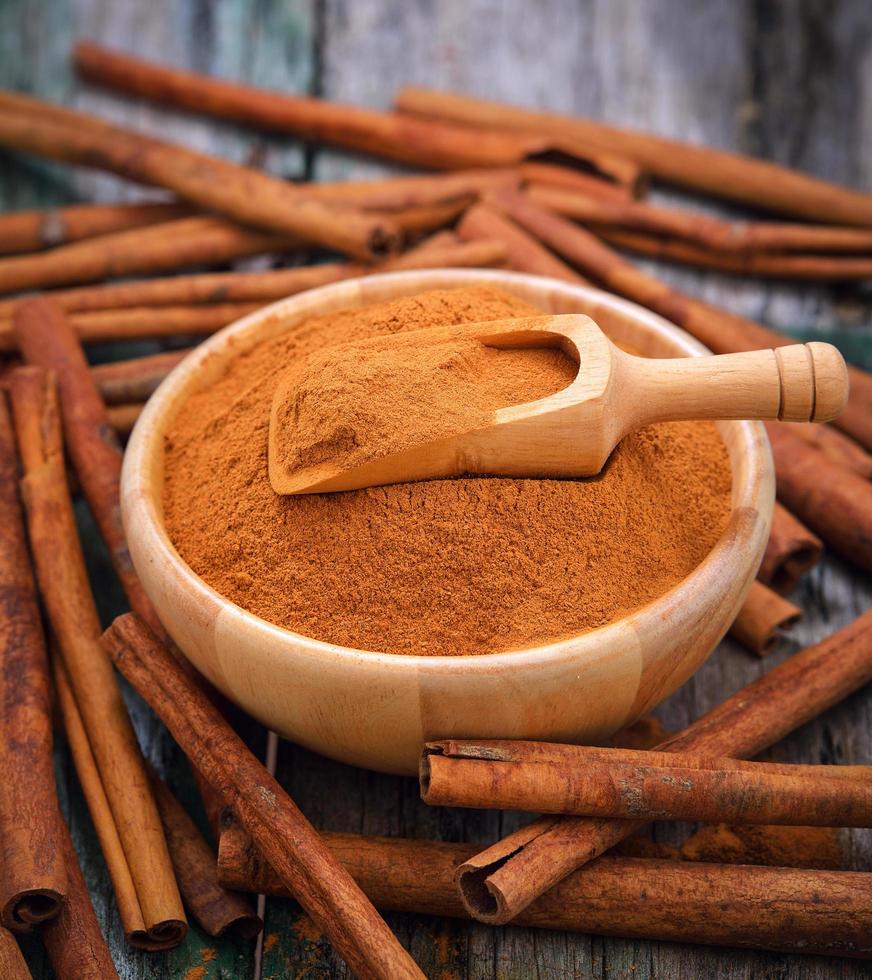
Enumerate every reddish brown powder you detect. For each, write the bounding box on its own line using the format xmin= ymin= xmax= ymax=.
xmin=163 ymin=285 xmax=732 ymax=656
xmin=270 ymin=326 xmax=575 ymax=480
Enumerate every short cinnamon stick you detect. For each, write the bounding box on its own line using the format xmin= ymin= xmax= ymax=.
xmin=0 ymin=927 xmax=30 ymax=980
xmin=7 ymin=367 xmax=186 ymax=944
xmin=420 ymin=741 xmax=870 ymax=825
xmin=148 ymin=769 xmax=262 ymax=939
xmin=384 ymin=238 xmax=507 ymax=272
xmin=487 ymin=190 xmax=872 ymax=450
xmin=91 ymin=349 xmax=191 ymax=404
xmin=520 ymin=163 xmax=635 ymax=202
xmin=783 ymin=421 xmax=872 ymax=479
xmin=759 ymin=502 xmax=822 ymax=593
xmin=765 ymin=422 xmax=872 ymax=573
xmin=530 ymin=182 xmax=872 ymax=255
xmin=455 ymin=607 xmax=872 ymax=924
xmin=457 ymin=203 xmax=588 ymax=283
xmin=729 ymin=580 xmax=801 ymax=655
xmin=396 ymin=86 xmax=872 ymax=226
xmin=103 ymin=613 xmax=424 ymax=980
xmin=73 ymin=43 xmax=642 ymax=191
xmin=301 ymin=168 xmax=520 ymax=208
xmin=597 ymin=227 xmax=872 ymax=281
xmin=0 ymin=214 xmax=298 ymax=296
xmin=216 ymin=827 xmax=872 ymax=958
xmin=0 ymin=395 xmax=65 ymax=932
xmin=106 ymin=402 xmax=143 ymax=438
xmin=0 ymin=200 xmax=193 ymax=256
xmin=41 ymin=816 xmax=119 ymax=980
xmin=51 ymin=654 xmax=181 ymax=950
xmin=0 ymin=91 xmax=396 ymax=260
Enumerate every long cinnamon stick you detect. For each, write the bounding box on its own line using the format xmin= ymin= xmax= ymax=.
xmin=0 ymin=214 xmax=298 ymax=296
xmin=729 ymin=580 xmax=801 ymax=655
xmin=0 ymin=200 xmax=193 ymax=256
xmin=765 ymin=422 xmax=872 ymax=573
xmin=0 ymin=263 xmax=347 ymax=322
xmin=216 ymin=828 xmax=872 ymax=958
xmin=0 ymin=396 xmax=65 ymax=932
xmin=147 ymin=769 xmax=262 ymax=939
xmin=0 ymin=91 xmax=396 ymax=260
xmin=51 ymin=654 xmax=181 ymax=950
xmin=455 ymin=607 xmax=872 ymax=923
xmin=457 ymin=203 xmax=588 ymax=283
xmin=4 ymin=301 xmax=261 ymax=351
xmin=529 ymin=182 xmax=872 ymax=255
xmin=41 ymin=815 xmax=119 ymax=980
xmin=103 ymin=613 xmax=424 ymax=980
xmin=0 ymin=927 xmax=30 ymax=980
xmin=91 ymin=349 xmax=191 ymax=404
xmin=7 ymin=366 xmax=186 ymax=944
xmin=73 ymin=43 xmax=641 ymax=191
xmin=597 ymin=227 xmax=872 ymax=281
xmin=783 ymin=421 xmax=872 ymax=479
xmin=420 ymin=741 xmax=870 ymax=825
xmin=488 ymin=190 xmax=872 ymax=449
xmin=520 ymin=162 xmax=636 ymax=202
xmin=396 ymin=86 xmax=872 ymax=226
xmin=759 ymin=502 xmax=822 ymax=593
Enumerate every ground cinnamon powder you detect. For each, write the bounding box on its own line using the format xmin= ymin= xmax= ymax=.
xmin=163 ymin=286 xmax=732 ymax=656
xmin=271 ymin=325 xmax=575 ymax=480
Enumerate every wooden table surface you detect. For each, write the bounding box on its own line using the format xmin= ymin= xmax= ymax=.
xmin=1 ymin=2 xmax=871 ymax=978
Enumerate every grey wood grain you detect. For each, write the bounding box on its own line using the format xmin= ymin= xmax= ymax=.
xmin=1 ymin=0 xmax=870 ymax=977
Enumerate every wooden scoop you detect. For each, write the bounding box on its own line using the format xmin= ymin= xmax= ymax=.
xmin=269 ymin=313 xmax=848 ymax=494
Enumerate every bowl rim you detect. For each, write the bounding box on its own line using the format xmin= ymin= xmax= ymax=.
xmin=122 ymin=268 xmax=773 ymax=674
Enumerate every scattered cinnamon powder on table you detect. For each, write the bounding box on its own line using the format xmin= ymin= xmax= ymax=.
xmin=163 ymin=286 xmax=732 ymax=656
xmin=270 ymin=324 xmax=575 ymax=480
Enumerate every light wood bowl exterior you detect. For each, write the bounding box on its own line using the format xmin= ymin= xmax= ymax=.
xmin=122 ymin=270 xmax=775 ymax=774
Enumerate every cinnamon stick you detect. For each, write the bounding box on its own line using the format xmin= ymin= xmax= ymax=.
xmin=420 ymin=741 xmax=870 ymax=825
xmin=487 ymin=190 xmax=872 ymax=449
xmin=41 ymin=816 xmax=119 ymax=980
xmin=148 ymin=768 xmax=262 ymax=939
xmin=759 ymin=502 xmax=822 ymax=593
xmin=301 ymin=168 xmax=520 ymax=208
xmin=7 ymin=366 xmax=186 ymax=944
xmin=457 ymin=203 xmax=588 ymax=283
xmin=396 ymin=86 xmax=872 ymax=226
xmin=520 ymin=162 xmax=635 ymax=202
xmin=0 ymin=262 xmax=348 ymax=320
xmin=729 ymin=580 xmax=801 ymax=655
xmin=0 ymin=214 xmax=299 ymax=296
xmin=102 ymin=613 xmax=424 ymax=980
xmin=454 ymin=607 xmax=872 ymax=923
xmin=0 ymin=927 xmax=30 ymax=980
xmin=0 ymin=395 xmax=65 ymax=932
xmin=51 ymin=654 xmax=182 ymax=950
xmin=216 ymin=827 xmax=872 ymax=958
xmin=91 ymin=349 xmax=191 ymax=404
xmin=384 ymin=238 xmax=507 ymax=272
xmin=106 ymin=402 xmax=144 ymax=438
xmin=765 ymin=422 xmax=872 ymax=573
xmin=4 ymin=301 xmax=262 ymax=351
xmin=529 ymin=182 xmax=872 ymax=255
xmin=597 ymin=226 xmax=872 ymax=281
xmin=783 ymin=421 xmax=872 ymax=479
xmin=0 ymin=200 xmax=192 ymax=256
xmin=0 ymin=91 xmax=397 ymax=260
xmin=14 ymin=298 xmax=244 ymax=850
xmin=73 ymin=42 xmax=641 ymax=191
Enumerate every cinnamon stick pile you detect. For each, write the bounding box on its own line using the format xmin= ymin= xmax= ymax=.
xmin=1 ymin=40 xmax=871 ymax=973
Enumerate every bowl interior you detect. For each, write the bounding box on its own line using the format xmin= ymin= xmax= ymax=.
xmin=123 ymin=269 xmax=774 ymax=671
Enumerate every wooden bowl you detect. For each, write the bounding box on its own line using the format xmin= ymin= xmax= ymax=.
xmin=122 ymin=270 xmax=775 ymax=774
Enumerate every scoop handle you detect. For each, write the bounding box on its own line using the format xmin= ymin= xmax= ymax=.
xmin=620 ymin=342 xmax=848 ymax=428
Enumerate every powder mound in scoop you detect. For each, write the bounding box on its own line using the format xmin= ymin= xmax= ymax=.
xmin=163 ymin=284 xmax=733 ymax=656
xmin=271 ymin=330 xmax=576 ymax=478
